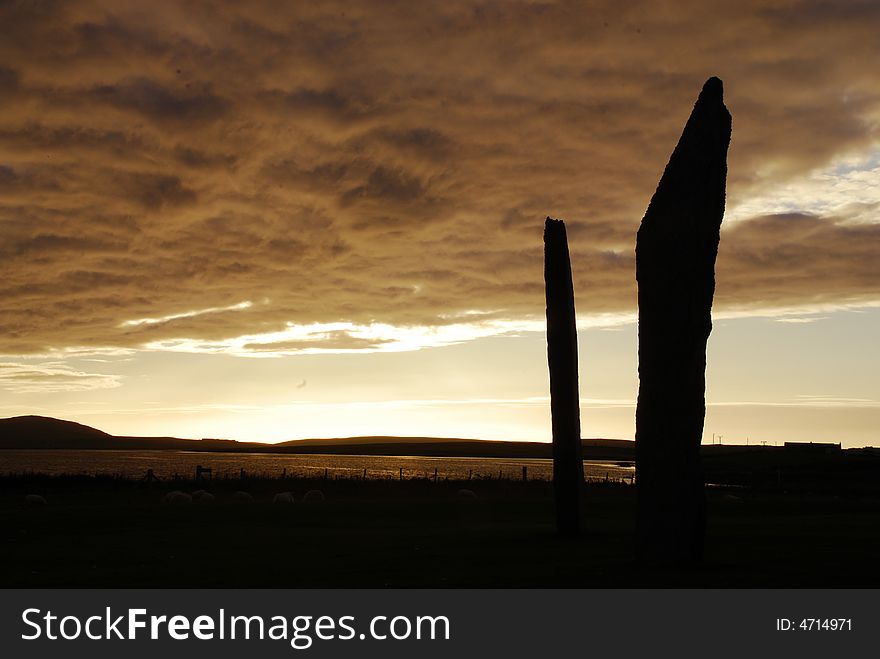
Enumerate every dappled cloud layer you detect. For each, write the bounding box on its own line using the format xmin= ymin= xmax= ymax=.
xmin=1 ymin=0 xmax=879 ymax=355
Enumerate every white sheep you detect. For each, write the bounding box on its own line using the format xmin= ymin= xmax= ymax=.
xmin=162 ymin=490 xmax=192 ymax=505
xmin=302 ymin=489 xmax=325 ymax=502
xmin=273 ymin=492 xmax=295 ymax=504
xmin=24 ymin=494 xmax=47 ymax=506
xmin=192 ymin=490 xmax=215 ymax=503
xmin=456 ymin=488 xmax=477 ymax=500
xmin=232 ymin=491 xmax=254 ymax=502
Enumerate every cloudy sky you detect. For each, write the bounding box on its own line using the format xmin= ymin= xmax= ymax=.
xmin=1 ymin=0 xmax=878 ymax=445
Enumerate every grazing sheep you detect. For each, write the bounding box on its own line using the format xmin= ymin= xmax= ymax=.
xmin=162 ymin=491 xmax=192 ymax=505
xmin=456 ymin=488 xmax=477 ymax=500
xmin=192 ymin=490 xmax=215 ymax=503
xmin=273 ymin=492 xmax=295 ymax=504
xmin=24 ymin=494 xmax=47 ymax=506
xmin=232 ymin=491 xmax=254 ymax=503
xmin=302 ymin=489 xmax=325 ymax=502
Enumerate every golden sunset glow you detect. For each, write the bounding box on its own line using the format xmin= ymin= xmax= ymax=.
xmin=1 ymin=1 xmax=878 ymax=446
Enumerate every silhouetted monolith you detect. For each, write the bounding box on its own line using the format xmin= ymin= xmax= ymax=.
xmin=635 ymin=77 xmax=732 ymax=564
xmin=544 ymin=217 xmax=585 ymax=537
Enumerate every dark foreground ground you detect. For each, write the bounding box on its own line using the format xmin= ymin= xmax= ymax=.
xmin=2 ymin=475 xmax=879 ymax=587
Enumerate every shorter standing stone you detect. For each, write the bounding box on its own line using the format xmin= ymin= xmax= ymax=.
xmin=544 ymin=217 xmax=585 ymax=536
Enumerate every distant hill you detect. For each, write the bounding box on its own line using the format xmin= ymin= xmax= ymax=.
xmin=0 ymin=415 xmax=635 ymax=459
xmin=0 ymin=415 xmax=110 ymax=445
xmin=276 ymin=435 xmax=635 ymax=459
xmin=0 ymin=415 xmax=264 ymax=451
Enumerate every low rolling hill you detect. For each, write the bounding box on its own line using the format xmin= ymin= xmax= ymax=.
xmin=0 ymin=415 xmax=635 ymax=459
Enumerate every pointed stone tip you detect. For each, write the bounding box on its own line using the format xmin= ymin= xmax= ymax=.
xmin=699 ymin=76 xmax=724 ymax=102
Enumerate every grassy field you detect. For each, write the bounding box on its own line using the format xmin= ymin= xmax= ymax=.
xmin=2 ymin=475 xmax=879 ymax=587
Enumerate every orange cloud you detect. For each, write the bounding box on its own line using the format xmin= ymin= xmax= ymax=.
xmin=0 ymin=0 xmax=878 ymax=355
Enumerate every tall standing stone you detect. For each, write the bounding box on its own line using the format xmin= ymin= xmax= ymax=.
xmin=635 ymin=77 xmax=732 ymax=564
xmin=544 ymin=217 xmax=585 ymax=536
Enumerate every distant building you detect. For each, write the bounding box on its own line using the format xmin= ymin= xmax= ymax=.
xmin=783 ymin=442 xmax=841 ymax=454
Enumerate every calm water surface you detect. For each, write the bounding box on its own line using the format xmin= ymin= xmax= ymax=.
xmin=0 ymin=450 xmax=634 ymax=482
